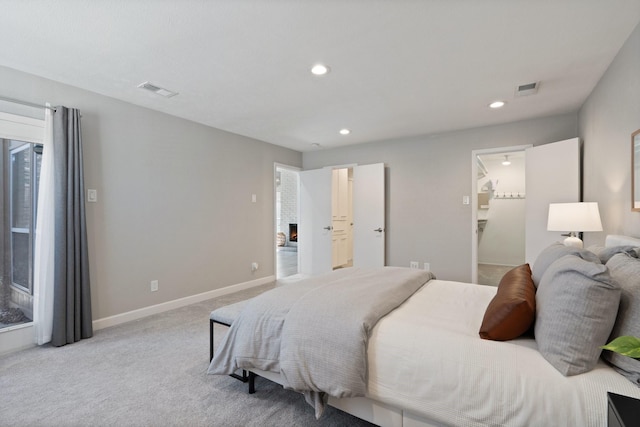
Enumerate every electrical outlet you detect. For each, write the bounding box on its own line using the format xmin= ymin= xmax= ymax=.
xmin=424 ymin=262 xmax=431 ymax=271
xmin=410 ymin=261 xmax=419 ymax=269
xmin=150 ymin=280 xmax=158 ymax=292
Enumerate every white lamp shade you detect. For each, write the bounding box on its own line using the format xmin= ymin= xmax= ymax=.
xmin=547 ymin=202 xmax=603 ymax=233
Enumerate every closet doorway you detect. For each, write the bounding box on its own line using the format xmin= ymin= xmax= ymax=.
xmin=472 ymin=146 xmax=528 ymax=286
xmin=331 ymin=167 xmax=354 ymax=270
xmin=471 ymin=138 xmax=581 ymax=285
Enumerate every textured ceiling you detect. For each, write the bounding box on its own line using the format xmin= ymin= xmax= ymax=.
xmin=1 ymin=1 xmax=639 ymax=152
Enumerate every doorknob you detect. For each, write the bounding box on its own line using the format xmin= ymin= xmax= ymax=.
xmin=374 ymin=228 xmax=384 ymax=232
xmin=324 ymin=226 xmax=333 ymax=231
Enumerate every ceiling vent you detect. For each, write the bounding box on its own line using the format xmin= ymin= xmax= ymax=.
xmin=515 ymin=81 xmax=539 ymax=97
xmin=137 ymin=81 xmax=178 ymax=98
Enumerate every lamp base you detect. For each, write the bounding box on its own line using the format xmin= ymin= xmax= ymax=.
xmin=563 ymin=235 xmax=583 ymax=248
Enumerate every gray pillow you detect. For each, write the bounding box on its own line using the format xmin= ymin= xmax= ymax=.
xmin=602 ymin=253 xmax=640 ymax=385
xmin=588 ymin=245 xmax=639 ymax=264
xmin=531 ymin=243 xmax=601 ymax=288
xmin=535 ymin=254 xmax=620 ymax=376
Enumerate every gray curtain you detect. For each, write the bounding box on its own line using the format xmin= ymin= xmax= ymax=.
xmin=51 ymin=106 xmax=92 ymax=347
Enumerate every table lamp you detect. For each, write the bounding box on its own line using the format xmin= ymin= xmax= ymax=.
xmin=547 ymin=202 xmax=603 ymax=248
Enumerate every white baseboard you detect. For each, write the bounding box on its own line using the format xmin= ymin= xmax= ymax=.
xmin=92 ymin=275 xmax=275 ymax=331
xmin=0 ymin=323 xmax=36 ymax=356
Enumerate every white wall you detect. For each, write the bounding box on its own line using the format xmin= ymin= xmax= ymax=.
xmin=303 ymin=20 xmax=640 ymax=281
xmin=303 ymin=114 xmax=577 ymax=282
xmin=0 ymin=65 xmax=302 ymax=321
xmin=580 ymin=22 xmax=640 ymax=243
xmin=1 ymin=20 xmax=634 ymax=323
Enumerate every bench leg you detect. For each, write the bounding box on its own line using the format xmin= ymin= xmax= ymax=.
xmin=209 ymin=319 xmax=214 ymax=362
xmin=210 ymin=318 xmax=248 ymax=385
xmin=248 ymin=371 xmax=256 ymax=394
xmin=230 ymin=370 xmax=249 ymax=383
xmin=210 ymin=318 xmax=230 ymax=362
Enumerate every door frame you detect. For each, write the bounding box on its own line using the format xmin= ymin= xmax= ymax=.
xmin=273 ymin=162 xmax=301 ymax=279
xmin=471 ymin=144 xmax=531 ymax=283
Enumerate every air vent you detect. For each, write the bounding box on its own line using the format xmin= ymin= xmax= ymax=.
xmin=515 ymin=81 xmax=539 ymax=97
xmin=137 ymin=81 xmax=178 ymax=98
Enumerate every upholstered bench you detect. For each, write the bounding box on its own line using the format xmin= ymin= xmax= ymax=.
xmin=209 ymin=300 xmax=252 ymax=386
xmin=209 ymin=299 xmax=249 ymax=359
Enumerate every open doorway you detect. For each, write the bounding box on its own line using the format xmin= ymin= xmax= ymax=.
xmin=275 ymin=165 xmax=299 ymax=279
xmin=471 ymin=146 xmax=529 ymax=285
xmin=298 ymin=163 xmax=384 ymax=275
xmin=331 ymin=167 xmax=354 ymax=270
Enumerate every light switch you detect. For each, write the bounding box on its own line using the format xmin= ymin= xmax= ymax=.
xmin=87 ymin=189 xmax=98 ymax=203
xmin=462 ymin=195 xmax=470 ymax=205
xmin=252 ymin=194 xmax=257 ymax=203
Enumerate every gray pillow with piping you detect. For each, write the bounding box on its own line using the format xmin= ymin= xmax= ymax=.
xmin=535 ymin=254 xmax=620 ymax=376
xmin=531 ymin=243 xmax=601 ymax=288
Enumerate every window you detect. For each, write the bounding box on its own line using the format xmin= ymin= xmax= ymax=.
xmin=9 ymin=142 xmax=42 ymax=294
xmin=0 ymin=111 xmax=44 ymax=329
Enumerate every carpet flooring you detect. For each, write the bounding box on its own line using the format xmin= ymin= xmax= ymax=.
xmin=0 ymin=282 xmax=375 ymax=427
xmin=477 ymin=263 xmax=513 ymax=286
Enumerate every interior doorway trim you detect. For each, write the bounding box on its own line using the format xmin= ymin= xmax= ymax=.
xmin=471 ymin=144 xmax=531 ymax=283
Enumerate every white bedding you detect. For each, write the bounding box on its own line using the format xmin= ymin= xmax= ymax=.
xmin=367 ymin=279 xmax=640 ymax=427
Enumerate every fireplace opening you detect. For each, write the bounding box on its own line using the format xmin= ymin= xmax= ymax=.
xmin=289 ymin=223 xmax=298 ymax=242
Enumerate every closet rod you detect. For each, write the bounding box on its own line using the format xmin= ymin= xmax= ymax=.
xmin=0 ymin=95 xmax=55 ymax=111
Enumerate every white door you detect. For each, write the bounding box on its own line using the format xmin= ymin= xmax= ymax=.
xmin=299 ymin=168 xmax=333 ymax=275
xmin=525 ymin=138 xmax=580 ymax=264
xmin=353 ymin=163 xmax=385 ymax=267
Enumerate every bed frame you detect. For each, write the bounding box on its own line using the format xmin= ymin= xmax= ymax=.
xmin=246 ymin=367 xmax=440 ymax=427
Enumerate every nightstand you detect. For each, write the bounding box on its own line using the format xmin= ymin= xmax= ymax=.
xmin=608 ymin=392 xmax=640 ymax=427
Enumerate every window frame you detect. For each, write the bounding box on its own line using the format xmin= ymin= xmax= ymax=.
xmin=0 ymin=112 xmax=44 ymax=299
xmin=9 ymin=142 xmax=42 ymax=294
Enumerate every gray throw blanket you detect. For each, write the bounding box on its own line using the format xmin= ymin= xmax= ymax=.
xmin=208 ymin=267 xmax=434 ymax=418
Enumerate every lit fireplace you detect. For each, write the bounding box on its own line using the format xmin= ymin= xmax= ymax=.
xmin=289 ymin=223 xmax=298 ymax=242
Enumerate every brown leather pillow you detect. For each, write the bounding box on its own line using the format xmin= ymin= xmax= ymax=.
xmin=479 ymin=264 xmax=536 ymax=341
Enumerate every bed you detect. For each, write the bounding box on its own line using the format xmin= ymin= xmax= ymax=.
xmin=208 ymin=234 xmax=640 ymax=426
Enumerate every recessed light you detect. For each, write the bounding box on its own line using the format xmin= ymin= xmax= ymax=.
xmin=339 ymin=129 xmax=351 ymax=135
xmin=311 ymin=64 xmax=330 ymax=76
xmin=489 ymin=100 xmax=505 ymax=109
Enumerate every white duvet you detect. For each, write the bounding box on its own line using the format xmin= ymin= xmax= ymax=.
xmin=366 ymin=280 xmax=640 ymax=427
